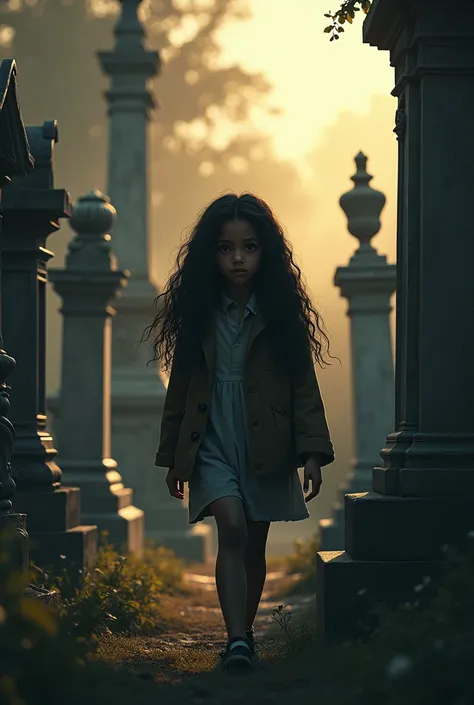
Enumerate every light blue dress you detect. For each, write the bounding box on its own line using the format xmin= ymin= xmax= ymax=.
xmin=188 ymin=294 xmax=309 ymax=525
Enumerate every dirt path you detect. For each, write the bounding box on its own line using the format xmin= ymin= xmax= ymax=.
xmin=89 ymin=563 xmax=314 ymax=689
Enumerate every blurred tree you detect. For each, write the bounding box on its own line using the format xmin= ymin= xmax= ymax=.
xmin=0 ymin=0 xmax=316 ymax=347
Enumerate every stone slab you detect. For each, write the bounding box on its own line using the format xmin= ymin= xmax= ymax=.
xmin=345 ymin=491 xmax=474 ymax=560
xmin=316 ymin=550 xmax=443 ymax=641
xmin=13 ymin=486 xmax=81 ymax=532
xmin=81 ymin=505 xmax=145 ymax=557
xmin=147 ymin=524 xmax=214 ymax=565
xmin=29 ymin=525 xmax=98 ymax=573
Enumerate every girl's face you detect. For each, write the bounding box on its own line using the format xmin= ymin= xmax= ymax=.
xmin=216 ymin=219 xmax=261 ymax=287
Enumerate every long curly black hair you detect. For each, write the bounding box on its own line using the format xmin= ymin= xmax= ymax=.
xmin=143 ymin=193 xmax=332 ymax=373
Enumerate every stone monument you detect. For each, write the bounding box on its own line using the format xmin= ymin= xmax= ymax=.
xmin=319 ymin=152 xmax=395 ymax=549
xmin=0 ymin=58 xmax=34 ymax=570
xmin=1 ymin=120 xmax=98 ymax=571
xmin=316 ymin=0 xmax=474 ymax=639
xmin=49 ymin=190 xmax=144 ymax=555
xmin=97 ymin=0 xmax=212 ymax=561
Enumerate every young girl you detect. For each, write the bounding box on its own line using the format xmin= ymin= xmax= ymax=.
xmin=145 ymin=193 xmax=334 ymax=671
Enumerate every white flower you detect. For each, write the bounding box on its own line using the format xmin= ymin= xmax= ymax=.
xmin=467 ymin=530 xmax=474 ymax=539
xmin=357 ymin=588 xmax=367 ymax=596
xmin=386 ymin=654 xmax=413 ymax=679
xmin=423 ymin=575 xmax=431 ymax=585
xmin=433 ymin=639 xmax=444 ymax=650
xmin=414 ymin=584 xmax=424 ymax=593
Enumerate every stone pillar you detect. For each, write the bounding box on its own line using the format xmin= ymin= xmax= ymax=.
xmin=49 ymin=190 xmax=144 ymax=555
xmin=319 ymin=152 xmax=395 ymax=549
xmin=0 ymin=58 xmax=34 ymax=570
xmin=316 ymin=0 xmax=474 ymax=640
xmin=97 ymin=0 xmax=212 ymax=562
xmin=1 ymin=121 xmax=98 ymax=572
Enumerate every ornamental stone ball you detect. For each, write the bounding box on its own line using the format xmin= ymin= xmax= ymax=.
xmin=339 ymin=151 xmax=386 ymax=246
xmin=67 ymin=189 xmax=119 ymax=272
xmin=70 ymin=188 xmax=117 ymax=236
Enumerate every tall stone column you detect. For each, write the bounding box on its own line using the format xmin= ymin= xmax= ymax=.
xmin=319 ymin=152 xmax=395 ymax=549
xmin=49 ymin=190 xmax=144 ymax=555
xmin=97 ymin=0 xmax=212 ymax=561
xmin=316 ymin=0 xmax=474 ymax=639
xmin=0 ymin=58 xmax=34 ymax=570
xmin=1 ymin=121 xmax=98 ymax=571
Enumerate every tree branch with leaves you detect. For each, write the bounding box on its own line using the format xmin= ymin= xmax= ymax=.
xmin=324 ymin=0 xmax=372 ymax=40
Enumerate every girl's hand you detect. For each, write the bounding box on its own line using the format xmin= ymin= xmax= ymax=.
xmin=166 ymin=468 xmax=184 ymax=500
xmin=303 ymin=456 xmax=322 ymax=503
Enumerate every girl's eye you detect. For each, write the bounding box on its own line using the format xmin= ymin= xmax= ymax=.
xmin=246 ymin=242 xmax=258 ymax=251
xmin=217 ymin=243 xmax=230 ymax=253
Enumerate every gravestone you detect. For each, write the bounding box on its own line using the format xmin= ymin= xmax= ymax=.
xmin=97 ymin=0 xmax=212 ymax=561
xmin=1 ymin=120 xmax=98 ymax=572
xmin=316 ymin=0 xmax=474 ymax=639
xmin=0 ymin=58 xmax=34 ymax=570
xmin=320 ymin=152 xmax=395 ymax=549
xmin=49 ymin=189 xmax=144 ymax=554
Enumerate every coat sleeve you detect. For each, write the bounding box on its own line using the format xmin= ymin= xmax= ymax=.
xmin=155 ymin=343 xmax=190 ymax=469
xmin=292 ymin=346 xmax=335 ymax=468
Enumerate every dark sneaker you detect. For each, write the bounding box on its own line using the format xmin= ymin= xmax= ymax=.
xmin=246 ymin=628 xmax=258 ymax=660
xmin=221 ymin=636 xmax=253 ymax=671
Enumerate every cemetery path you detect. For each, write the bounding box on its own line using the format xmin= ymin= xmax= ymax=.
xmin=85 ymin=562 xmax=315 ymax=702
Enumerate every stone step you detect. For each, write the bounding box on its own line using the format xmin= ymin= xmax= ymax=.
xmin=29 ymin=524 xmax=98 ymax=573
xmin=13 ymin=486 xmax=81 ymax=532
xmin=146 ymin=523 xmax=213 ymax=564
xmin=82 ymin=504 xmax=144 ymax=555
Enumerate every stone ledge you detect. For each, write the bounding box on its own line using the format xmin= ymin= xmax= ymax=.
xmin=345 ymin=491 xmax=474 ymax=560
xmin=13 ymin=486 xmax=81 ymax=532
xmin=316 ymin=550 xmax=443 ymax=641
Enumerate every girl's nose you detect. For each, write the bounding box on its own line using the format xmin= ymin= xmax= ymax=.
xmin=233 ymin=251 xmax=244 ymax=263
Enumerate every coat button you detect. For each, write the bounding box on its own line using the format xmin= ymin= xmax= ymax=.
xmin=190 ymin=432 xmax=200 ymax=441
xmin=247 ymin=384 xmax=256 ymax=393
xmin=198 ymin=403 xmax=207 ymax=412
xmin=251 ymin=419 xmax=258 ymax=427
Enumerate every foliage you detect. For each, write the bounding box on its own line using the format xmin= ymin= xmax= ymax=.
xmin=33 ymin=536 xmax=185 ymax=642
xmin=0 ymin=530 xmax=80 ymax=705
xmin=324 ymin=1 xmax=372 ymax=41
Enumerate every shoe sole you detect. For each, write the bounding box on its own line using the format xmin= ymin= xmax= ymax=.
xmin=222 ymin=654 xmax=253 ymax=672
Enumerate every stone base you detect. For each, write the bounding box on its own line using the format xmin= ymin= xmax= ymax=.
xmin=82 ymin=504 xmax=145 ymax=557
xmin=0 ymin=510 xmax=29 ymax=569
xmin=316 ymin=490 xmax=474 ymax=640
xmin=316 ymin=550 xmax=443 ymax=640
xmin=319 ymin=508 xmax=344 ymax=551
xmin=147 ymin=523 xmax=214 ymax=564
xmin=13 ymin=485 xmax=98 ymax=572
xmin=29 ymin=524 xmax=98 ymax=573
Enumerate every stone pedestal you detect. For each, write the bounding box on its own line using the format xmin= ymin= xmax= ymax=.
xmin=316 ymin=0 xmax=474 ymax=639
xmin=320 ymin=153 xmax=395 ymax=549
xmin=1 ymin=121 xmax=97 ymax=572
xmin=48 ymin=190 xmax=144 ymax=555
xmin=97 ymin=0 xmax=212 ymax=562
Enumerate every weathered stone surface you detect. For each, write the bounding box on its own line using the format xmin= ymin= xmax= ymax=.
xmin=320 ymin=153 xmax=395 ymax=550
xmin=316 ymin=550 xmax=442 ymax=641
xmin=1 ymin=120 xmax=97 ymax=570
xmin=49 ymin=190 xmax=144 ymax=556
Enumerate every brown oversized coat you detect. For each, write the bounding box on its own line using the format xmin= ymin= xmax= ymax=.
xmin=155 ymin=311 xmax=334 ymax=481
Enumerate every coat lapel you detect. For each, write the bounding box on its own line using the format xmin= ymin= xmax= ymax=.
xmin=246 ymin=310 xmax=266 ymax=358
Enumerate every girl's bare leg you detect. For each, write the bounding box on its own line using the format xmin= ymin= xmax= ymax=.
xmin=210 ymin=496 xmax=248 ymax=640
xmin=244 ymin=521 xmax=270 ymax=632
